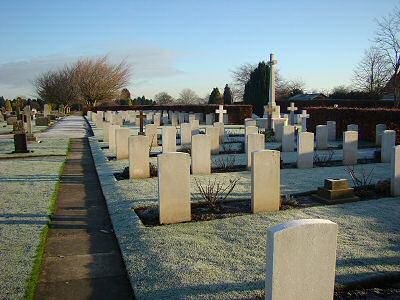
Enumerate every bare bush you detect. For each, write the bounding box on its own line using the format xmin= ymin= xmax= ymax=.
xmin=194 ymin=178 xmax=240 ymax=211
xmin=345 ymin=165 xmax=375 ymax=188
xmin=214 ymin=155 xmax=236 ymax=170
xmin=313 ymin=150 xmax=335 ymax=167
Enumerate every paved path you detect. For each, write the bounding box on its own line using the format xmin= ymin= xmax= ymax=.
xmin=35 ymin=117 xmax=134 ymax=299
xmin=38 ymin=115 xmax=89 ymax=139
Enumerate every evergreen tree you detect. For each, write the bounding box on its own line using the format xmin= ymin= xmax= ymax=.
xmin=0 ymin=96 xmax=5 ymax=108
xmin=208 ymin=87 xmax=223 ymax=104
xmin=5 ymin=99 xmax=12 ymax=112
xmin=243 ymin=62 xmax=270 ymax=115
xmin=223 ymin=84 xmax=233 ymax=104
xmin=120 ymin=88 xmax=131 ymax=100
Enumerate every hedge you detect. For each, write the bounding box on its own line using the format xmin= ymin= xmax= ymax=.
xmin=306 ymin=107 xmax=400 ymax=143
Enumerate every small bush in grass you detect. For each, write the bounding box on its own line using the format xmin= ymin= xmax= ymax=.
xmin=150 ymin=163 xmax=158 ymax=177
xmin=313 ymin=149 xmax=335 ymax=167
xmin=194 ymin=178 xmax=240 ymax=211
xmin=214 ymin=155 xmax=236 ymax=171
xmin=345 ymin=165 xmax=374 ymax=188
xmin=280 ymin=194 xmax=299 ymax=209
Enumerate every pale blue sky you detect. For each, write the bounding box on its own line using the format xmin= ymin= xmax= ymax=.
xmin=0 ymin=0 xmax=397 ymax=99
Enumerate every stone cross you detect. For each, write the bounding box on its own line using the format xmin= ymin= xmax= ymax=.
xmin=138 ymin=111 xmax=146 ymax=135
xmin=215 ymin=105 xmax=227 ymax=123
xmin=267 ymin=53 xmax=278 ymax=108
xmin=264 ymin=105 xmax=276 ymax=129
xmin=300 ymin=110 xmax=310 ymax=132
xmin=287 ymin=102 xmax=298 ymax=125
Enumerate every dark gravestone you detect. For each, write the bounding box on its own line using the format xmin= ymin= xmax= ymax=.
xmin=14 ymin=133 xmax=28 ymax=153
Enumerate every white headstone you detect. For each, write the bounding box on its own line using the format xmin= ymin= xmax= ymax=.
xmin=376 ymin=124 xmax=387 ymax=146
xmin=145 ymin=124 xmax=158 ymax=149
xmin=265 ymin=219 xmax=338 ymax=300
xmin=282 ymin=125 xmax=295 ymax=152
xmin=343 ymin=131 xmax=358 ymax=165
xmin=206 ymin=127 xmax=220 ymax=155
xmin=213 ymin=122 xmax=224 ymax=144
xmin=158 ymin=152 xmax=191 ymax=224
xmin=191 ymin=135 xmax=211 ymax=175
xmin=297 ymin=132 xmax=314 ymax=169
xmin=326 ymin=121 xmax=336 ymax=141
xmin=246 ymin=133 xmax=265 ymax=170
xmin=129 ymin=135 xmax=150 ymax=179
xmin=316 ymin=125 xmax=328 ymax=150
xmin=381 ymin=130 xmax=396 ymax=163
xmin=180 ymin=123 xmax=192 ymax=146
xmin=115 ymin=128 xmax=131 ymax=160
xmin=391 ymin=145 xmax=400 ymax=196
xmin=162 ymin=126 xmax=176 ymax=153
xmin=251 ymin=150 xmax=280 ymax=212
xmin=109 ymin=125 xmax=120 ymax=152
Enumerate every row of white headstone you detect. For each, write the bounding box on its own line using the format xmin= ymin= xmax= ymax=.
xmin=87 ymin=105 xmax=229 ymax=127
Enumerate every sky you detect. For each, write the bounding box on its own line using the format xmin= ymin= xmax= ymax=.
xmin=0 ymin=0 xmax=398 ymax=99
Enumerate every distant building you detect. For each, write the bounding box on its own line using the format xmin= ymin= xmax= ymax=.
xmin=288 ymin=93 xmax=327 ymax=101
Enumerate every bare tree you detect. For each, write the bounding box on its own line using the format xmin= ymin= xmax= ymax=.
xmin=74 ymin=56 xmax=130 ymax=107
xmin=375 ymin=7 xmax=400 ymax=103
xmin=230 ymin=63 xmax=257 ymax=99
xmin=34 ymin=65 xmax=78 ymax=109
xmin=177 ymin=88 xmax=200 ymax=104
xmin=353 ymin=46 xmax=391 ymax=96
xmin=154 ymin=92 xmax=174 ymax=104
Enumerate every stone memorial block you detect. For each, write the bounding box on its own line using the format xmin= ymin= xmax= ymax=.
xmin=282 ymin=125 xmax=295 ymax=152
xmin=316 ymin=179 xmax=358 ymax=203
xmin=316 ymin=125 xmax=328 ymax=150
xmin=115 ymin=128 xmax=131 ymax=160
xmin=213 ymin=122 xmax=224 ymax=143
xmin=376 ymin=124 xmax=387 ymax=146
xmin=391 ymin=145 xmax=400 ymax=196
xmin=145 ymin=124 xmax=158 ymax=149
xmin=246 ymin=133 xmax=265 ymax=170
xmin=190 ymin=119 xmax=200 ymax=135
xmin=251 ymin=150 xmax=280 ymax=213
xmin=162 ymin=126 xmax=176 ymax=153
xmin=158 ymin=152 xmax=191 ymax=224
xmin=382 ymin=130 xmax=396 ymax=163
xmin=297 ymin=132 xmax=314 ymax=169
xmin=180 ymin=123 xmax=192 ymax=146
xmin=205 ymin=113 xmax=214 ymax=125
xmin=265 ymin=219 xmax=337 ymax=300
xmin=191 ymin=135 xmax=211 ymax=175
xmin=347 ymin=124 xmax=358 ymax=132
xmin=206 ymin=127 xmax=220 ymax=154
xmin=109 ymin=125 xmax=120 ymax=152
xmin=129 ymin=135 xmax=150 ymax=179
xmin=327 ymin=121 xmax=336 ymax=141
xmin=343 ymin=131 xmax=358 ymax=165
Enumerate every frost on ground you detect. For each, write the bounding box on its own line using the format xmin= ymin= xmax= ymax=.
xmin=0 ymin=138 xmax=68 ymax=158
xmin=89 ymin=136 xmax=400 ymax=300
xmin=0 ymin=140 xmax=68 ymax=299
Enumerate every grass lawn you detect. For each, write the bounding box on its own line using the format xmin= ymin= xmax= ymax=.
xmin=89 ymin=136 xmax=400 ymax=299
xmin=0 ymin=139 xmax=69 ymax=299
